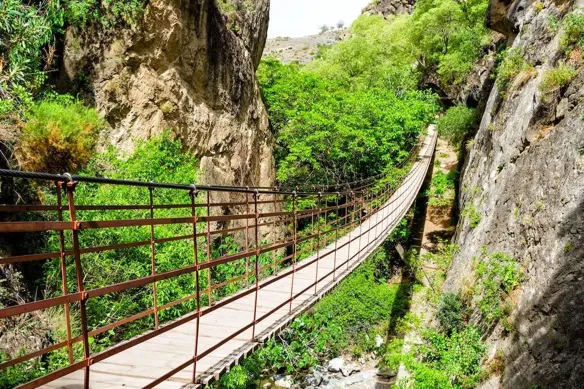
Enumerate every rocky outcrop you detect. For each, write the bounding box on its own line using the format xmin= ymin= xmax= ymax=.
xmin=264 ymin=29 xmax=346 ymax=65
xmin=60 ymin=0 xmax=274 ymax=191
xmin=421 ymin=35 xmax=505 ymax=108
xmin=362 ymin=0 xmax=415 ymax=18
xmin=444 ymin=0 xmax=584 ymax=387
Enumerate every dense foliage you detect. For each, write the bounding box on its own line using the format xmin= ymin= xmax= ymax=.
xmin=43 ymin=134 xmax=200 ymax=343
xmin=437 ymin=105 xmax=477 ymax=149
xmin=260 ymin=0 xmax=490 ymax=188
xmin=0 ymin=0 xmax=146 ymax=118
xmin=259 ymin=58 xmax=437 ymax=187
xmin=473 ymin=249 xmax=523 ymax=326
xmin=410 ymin=0 xmax=490 ymax=86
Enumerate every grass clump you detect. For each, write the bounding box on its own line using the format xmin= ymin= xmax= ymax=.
xmin=473 ymin=249 xmax=523 ymax=325
xmin=437 ymin=105 xmax=477 ymax=149
xmin=17 ymin=94 xmax=105 ymax=173
xmin=539 ymin=65 xmax=577 ymax=93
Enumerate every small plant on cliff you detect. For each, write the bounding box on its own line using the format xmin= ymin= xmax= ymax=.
xmin=473 ymin=249 xmax=523 ymax=325
xmin=437 ymin=105 xmax=477 ymax=149
xmin=495 ymin=48 xmax=527 ymax=92
xmin=462 ymin=204 xmax=481 ymax=228
xmin=64 ymin=0 xmax=146 ymax=28
xmin=539 ymin=65 xmax=577 ymax=93
xmin=17 ymin=94 xmax=105 ymax=173
xmin=560 ymin=11 xmax=584 ymax=53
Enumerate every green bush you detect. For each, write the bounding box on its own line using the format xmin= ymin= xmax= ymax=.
xmin=437 ymin=293 xmax=470 ymax=335
xmin=64 ymin=0 xmax=146 ymax=28
xmin=495 ymin=49 xmax=527 ymax=92
xmin=384 ymin=326 xmax=485 ymax=389
xmin=0 ymin=0 xmax=63 ymax=114
xmin=560 ymin=11 xmax=584 ymax=53
xmin=412 ymin=0 xmax=490 ymax=86
xmin=539 ymin=65 xmax=577 ymax=93
xmin=473 ymin=249 xmax=523 ymax=325
xmin=437 ymin=105 xmax=477 ymax=148
xmin=462 ymin=205 xmax=481 ymax=228
xmin=18 ymin=95 xmax=105 ymax=173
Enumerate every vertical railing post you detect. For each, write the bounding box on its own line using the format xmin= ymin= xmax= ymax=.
xmin=333 ymin=192 xmax=340 ymax=281
xmin=289 ymin=190 xmax=298 ymax=314
xmin=245 ymin=188 xmax=250 ymax=287
xmin=314 ymin=192 xmax=322 ymax=295
xmin=272 ymin=187 xmax=278 ymax=276
xmin=367 ymin=190 xmax=373 ymax=247
xmin=357 ymin=192 xmax=363 ymax=261
xmin=251 ymin=190 xmax=260 ymax=340
xmin=148 ymin=187 xmax=159 ymax=330
xmin=55 ymin=182 xmax=74 ymax=364
xmin=189 ymin=186 xmax=201 ymax=383
xmin=323 ymin=195 xmax=329 ymax=247
xmin=347 ymin=191 xmax=354 ymax=271
xmin=310 ymin=190 xmax=315 ymax=253
xmin=64 ymin=176 xmax=91 ymax=389
xmin=205 ymin=191 xmax=213 ymax=306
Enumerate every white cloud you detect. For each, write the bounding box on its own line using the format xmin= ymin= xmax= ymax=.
xmin=268 ymin=0 xmax=371 ymax=38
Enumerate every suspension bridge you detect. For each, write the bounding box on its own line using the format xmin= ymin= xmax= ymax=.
xmin=0 ymin=128 xmax=437 ymax=388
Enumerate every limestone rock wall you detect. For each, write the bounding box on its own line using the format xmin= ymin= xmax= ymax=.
xmin=444 ymin=1 xmax=584 ymax=387
xmin=61 ymin=0 xmax=274 ymax=191
xmin=362 ymin=0 xmax=415 ymax=18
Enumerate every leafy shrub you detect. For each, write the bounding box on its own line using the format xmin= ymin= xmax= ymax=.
xmin=473 ymin=249 xmax=523 ymax=325
xmin=462 ymin=205 xmax=481 ymax=228
xmin=411 ymin=0 xmax=490 ymax=86
xmin=495 ymin=49 xmax=527 ymax=92
xmin=64 ymin=0 xmax=146 ymax=28
xmin=539 ymin=65 xmax=577 ymax=93
xmin=437 ymin=105 xmax=477 ymax=148
xmin=437 ymin=293 xmax=471 ymax=335
xmin=0 ymin=0 xmax=63 ymax=114
xmin=560 ymin=11 xmax=584 ymax=53
xmin=385 ymin=326 xmax=485 ymax=389
xmin=17 ymin=95 xmax=105 ymax=173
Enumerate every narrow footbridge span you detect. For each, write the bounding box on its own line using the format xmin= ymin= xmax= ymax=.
xmin=0 ymin=129 xmax=437 ymax=388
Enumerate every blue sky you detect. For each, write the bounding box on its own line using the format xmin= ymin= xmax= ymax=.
xmin=268 ymin=0 xmax=372 ymax=38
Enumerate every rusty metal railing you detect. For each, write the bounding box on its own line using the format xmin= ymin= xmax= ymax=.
xmin=0 ymin=132 xmax=436 ymax=388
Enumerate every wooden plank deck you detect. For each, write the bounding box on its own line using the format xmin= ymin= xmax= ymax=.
xmin=41 ymin=128 xmax=437 ymax=389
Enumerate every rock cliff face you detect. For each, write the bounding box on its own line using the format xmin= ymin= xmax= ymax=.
xmin=362 ymin=0 xmax=415 ymax=18
xmin=61 ymin=0 xmax=274 ymax=190
xmin=445 ymin=0 xmax=584 ymax=387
